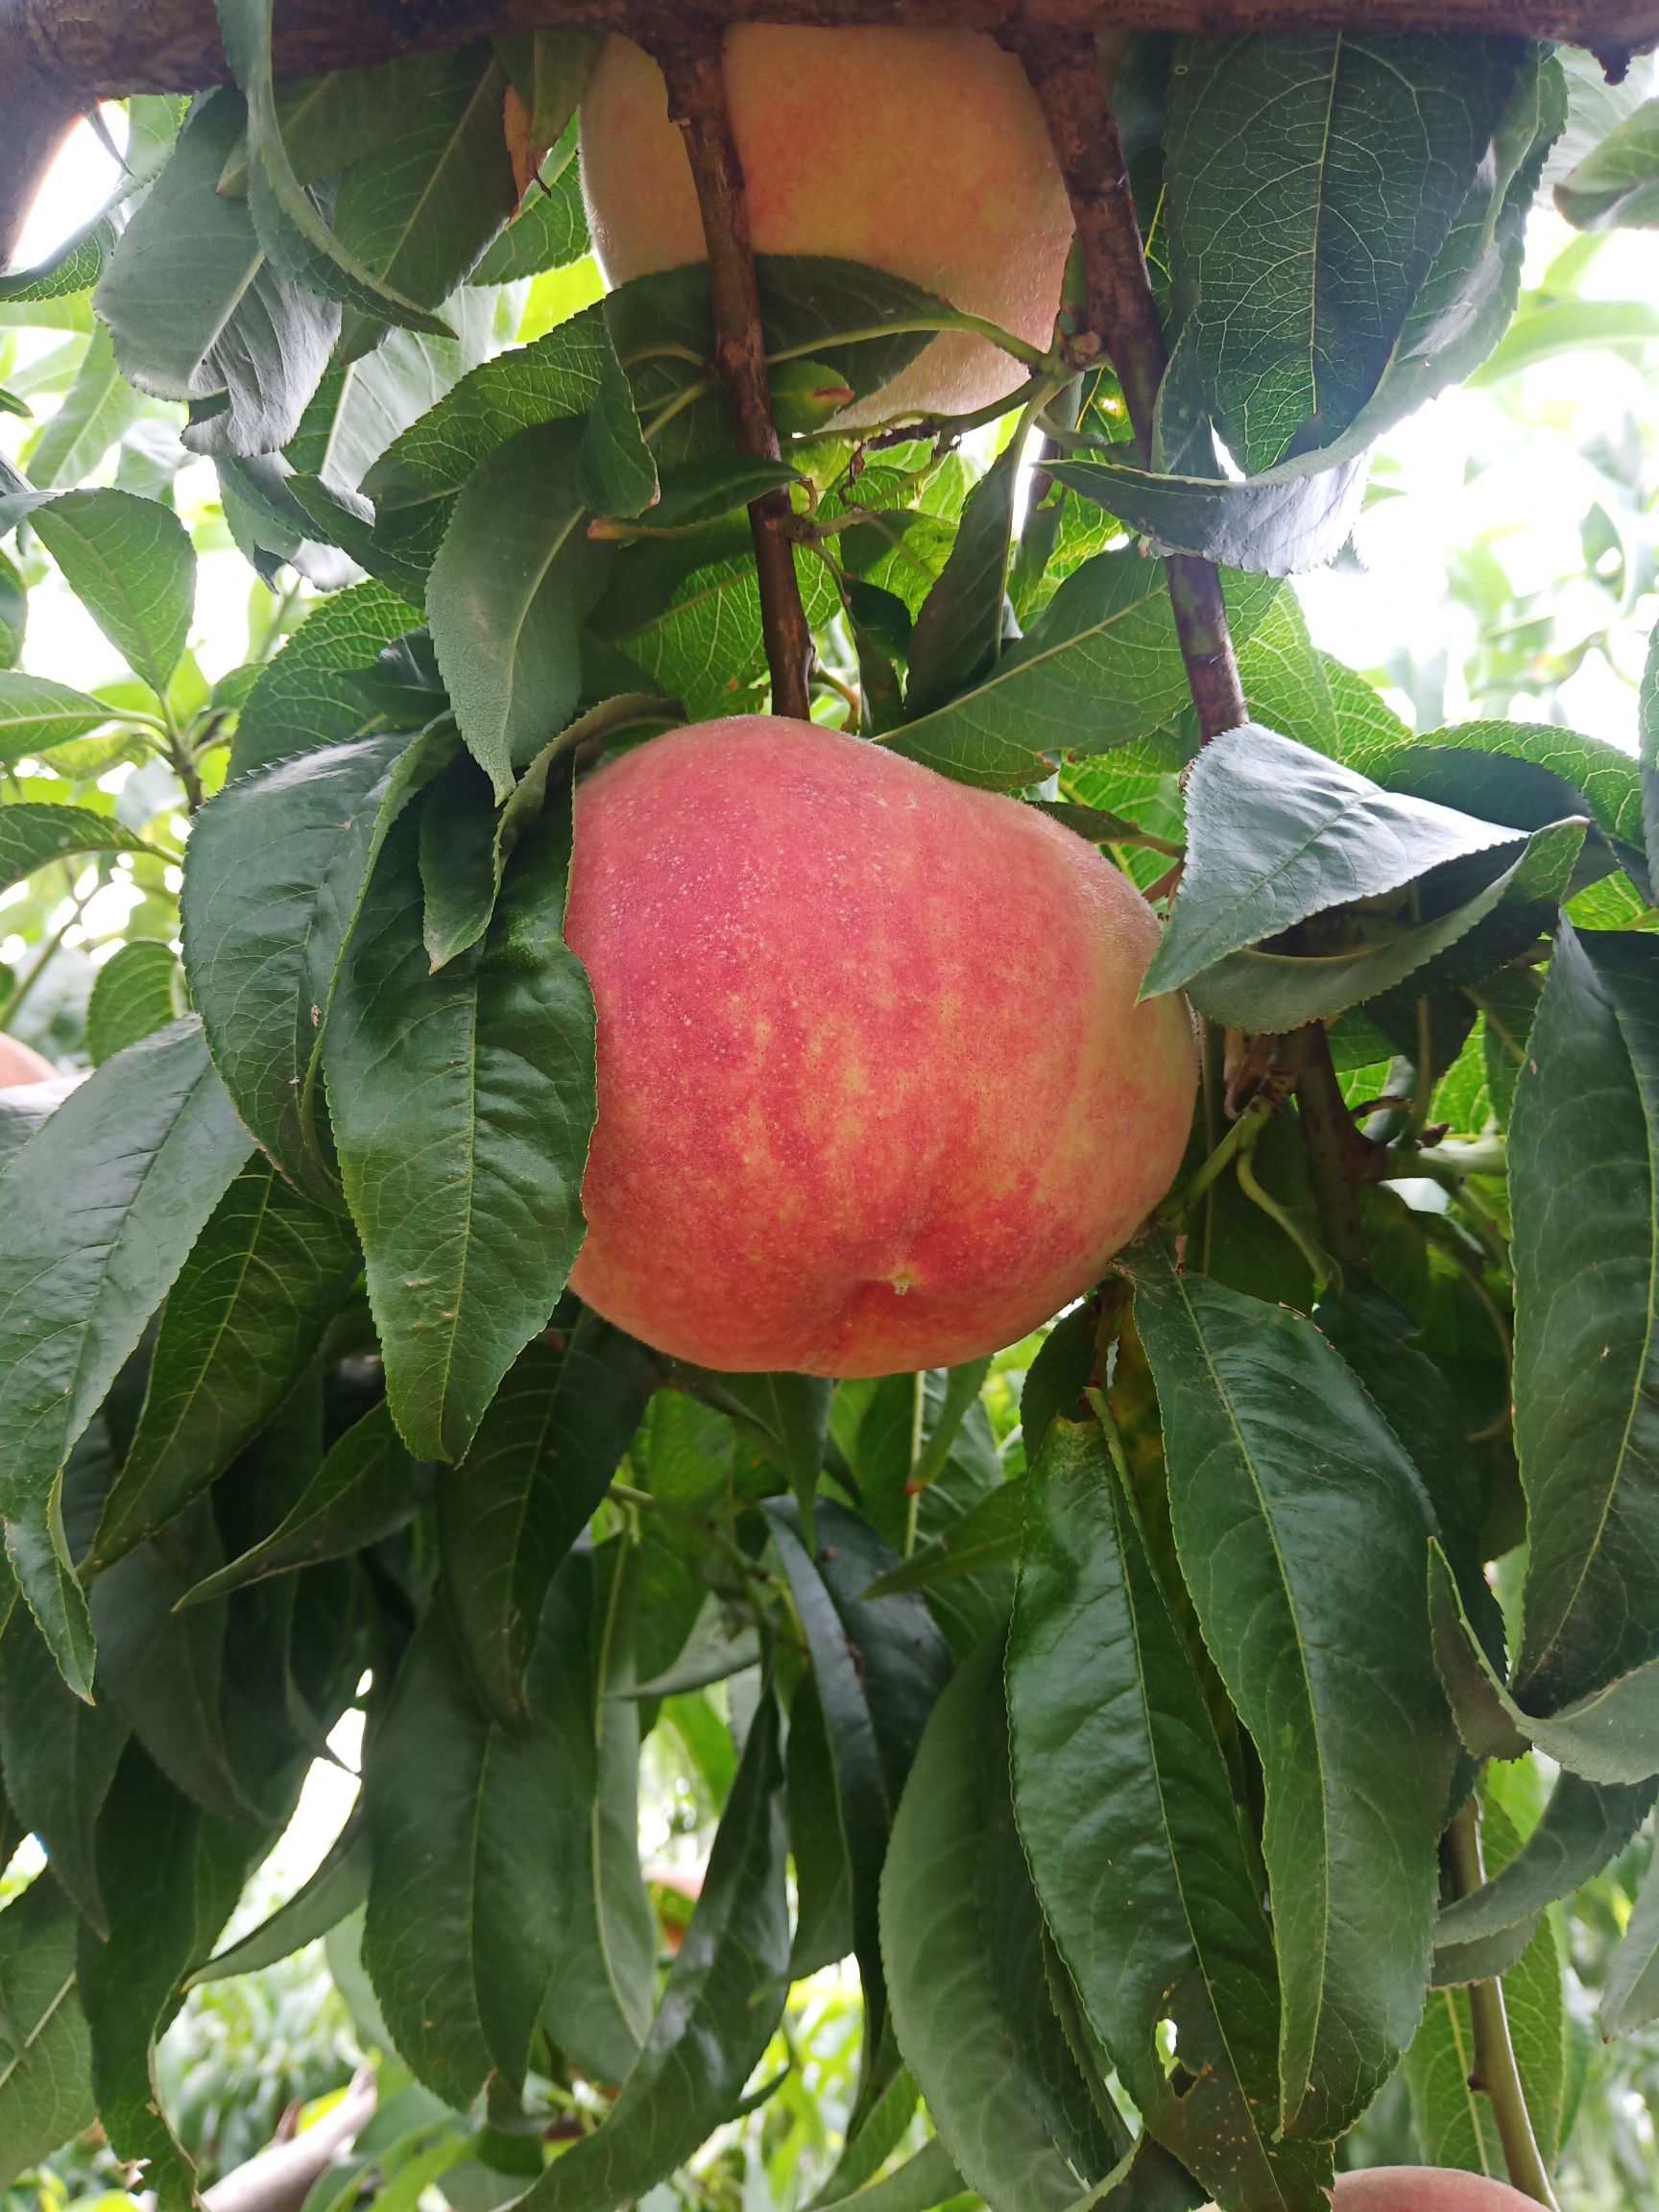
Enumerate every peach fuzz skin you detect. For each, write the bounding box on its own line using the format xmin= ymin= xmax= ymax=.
xmin=1205 ymin=2176 xmax=1542 ymax=2212
xmin=578 ymin=27 xmax=1075 ymax=426
xmin=0 ymin=1034 xmax=55 ymax=1087
xmin=564 ymin=717 xmax=1196 ymax=1378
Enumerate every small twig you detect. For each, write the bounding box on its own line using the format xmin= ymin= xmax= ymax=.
xmin=1010 ymin=28 xmax=1248 ymax=742
xmin=1446 ymin=1799 xmax=1560 ymax=2208
xmin=651 ymin=31 xmax=813 ymax=720
xmin=1237 ymin=1139 xmax=1336 ymax=1295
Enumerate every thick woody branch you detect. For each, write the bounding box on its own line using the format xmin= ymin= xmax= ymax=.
xmin=1014 ymin=28 xmax=1248 ymax=742
xmin=651 ymin=32 xmax=814 ymax=720
xmin=4 ymin=0 xmax=1653 ymax=270
xmin=4 ymin=0 xmax=1656 ymax=99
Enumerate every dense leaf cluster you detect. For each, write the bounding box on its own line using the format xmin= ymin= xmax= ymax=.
xmin=0 ymin=15 xmax=1658 ymax=2212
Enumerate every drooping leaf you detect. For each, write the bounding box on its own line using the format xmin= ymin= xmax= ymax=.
xmin=518 ymin=1683 xmax=790 ymax=2211
xmin=438 ymin=1309 xmax=654 ymax=1728
xmin=1046 ymin=446 xmax=1368 ymax=578
xmin=364 ymin=1561 xmax=629 ymax=2103
xmin=89 ymin=1161 xmax=359 ymax=1571
xmin=1008 ymin=1413 xmax=1331 ymax=2211
xmin=324 ymin=796 xmax=595 ymax=1463
xmin=905 ymin=439 xmax=1022 ymax=718
xmin=0 ymin=1874 xmax=95 ymax=2192
xmin=1510 ymin=925 xmax=1659 ymax=1715
xmin=1162 ymin=34 xmax=1524 ymax=471
xmin=0 ymin=1020 xmax=251 ymax=1689
xmin=32 ymin=489 xmax=195 ymax=695
xmin=786 ymin=1669 xmax=855 ymax=1980
xmin=1144 ymin=722 xmax=1526 ymax=997
xmin=180 ymin=1398 xmax=417 ymax=1604
xmin=182 ymin=726 xmax=446 ymax=1201
xmin=1314 ymin=1275 xmax=1503 ymax=1675
xmin=95 ymin=88 xmax=339 ymax=457
xmin=217 ymin=0 xmax=475 ymax=339
xmin=766 ymin=1497 xmax=951 ymax=2059
xmin=85 ymin=938 xmax=184 ymax=1066
xmin=79 ymin=1744 xmax=271 ymax=2209
xmin=427 ymin=418 xmax=612 ymax=798
xmin=1433 ymin=1770 xmax=1657 ymax=1985
xmin=539 ymin=1543 xmax=658 ymax=2084
xmin=190 ymin=1799 xmax=371 ymax=1989
xmin=1125 ymin=1239 xmax=1455 ymax=2138
xmin=880 ymin=1637 xmax=1138 ymax=2212
xmin=89 ymin=1500 xmax=265 ymax=1825
xmin=700 ymin=1370 xmax=831 ymax=1533
xmin=327 ymin=45 xmax=517 ymax=358
xmin=0 ymin=1606 xmax=127 ymax=1932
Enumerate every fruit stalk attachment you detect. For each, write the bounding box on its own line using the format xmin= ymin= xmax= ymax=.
xmin=1010 ymin=28 xmax=1248 ymax=744
xmin=1446 ymin=1797 xmax=1562 ymax=2208
xmin=650 ymin=29 xmax=816 ymax=720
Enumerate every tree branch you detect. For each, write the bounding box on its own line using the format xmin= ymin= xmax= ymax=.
xmin=201 ymin=2070 xmax=377 ymax=2212
xmin=1012 ymin=27 xmax=1248 ymax=742
xmin=4 ymin=0 xmax=1653 ymax=275
xmin=650 ymin=30 xmax=813 ymax=719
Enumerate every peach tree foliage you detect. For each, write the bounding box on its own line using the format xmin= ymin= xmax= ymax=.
xmin=0 ymin=15 xmax=1658 ymax=2212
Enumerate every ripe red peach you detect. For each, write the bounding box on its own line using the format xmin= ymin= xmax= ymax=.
xmin=1203 ymin=2175 xmax=1546 ymax=2212
xmin=0 ymin=1034 xmax=56 ymax=1087
xmin=1332 ymin=2176 xmax=1544 ymax=2209
xmin=578 ymin=27 xmax=1075 ymax=427
xmin=564 ymin=716 xmax=1195 ymax=1377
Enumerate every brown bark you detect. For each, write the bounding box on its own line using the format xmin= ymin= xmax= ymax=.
xmin=651 ymin=31 xmax=814 ymax=719
xmin=1014 ymin=27 xmax=1248 ymax=740
xmin=4 ymin=0 xmax=1655 ymax=100
xmin=5 ymin=0 xmax=1652 ymax=267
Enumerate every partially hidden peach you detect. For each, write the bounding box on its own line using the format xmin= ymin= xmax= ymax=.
xmin=564 ymin=717 xmax=1195 ymax=1377
xmin=1204 ymin=2174 xmax=1547 ymax=2212
xmin=578 ymin=27 xmax=1075 ymax=427
xmin=0 ymin=1034 xmax=56 ymax=1087
xmin=1332 ymin=2176 xmax=1544 ymax=2210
